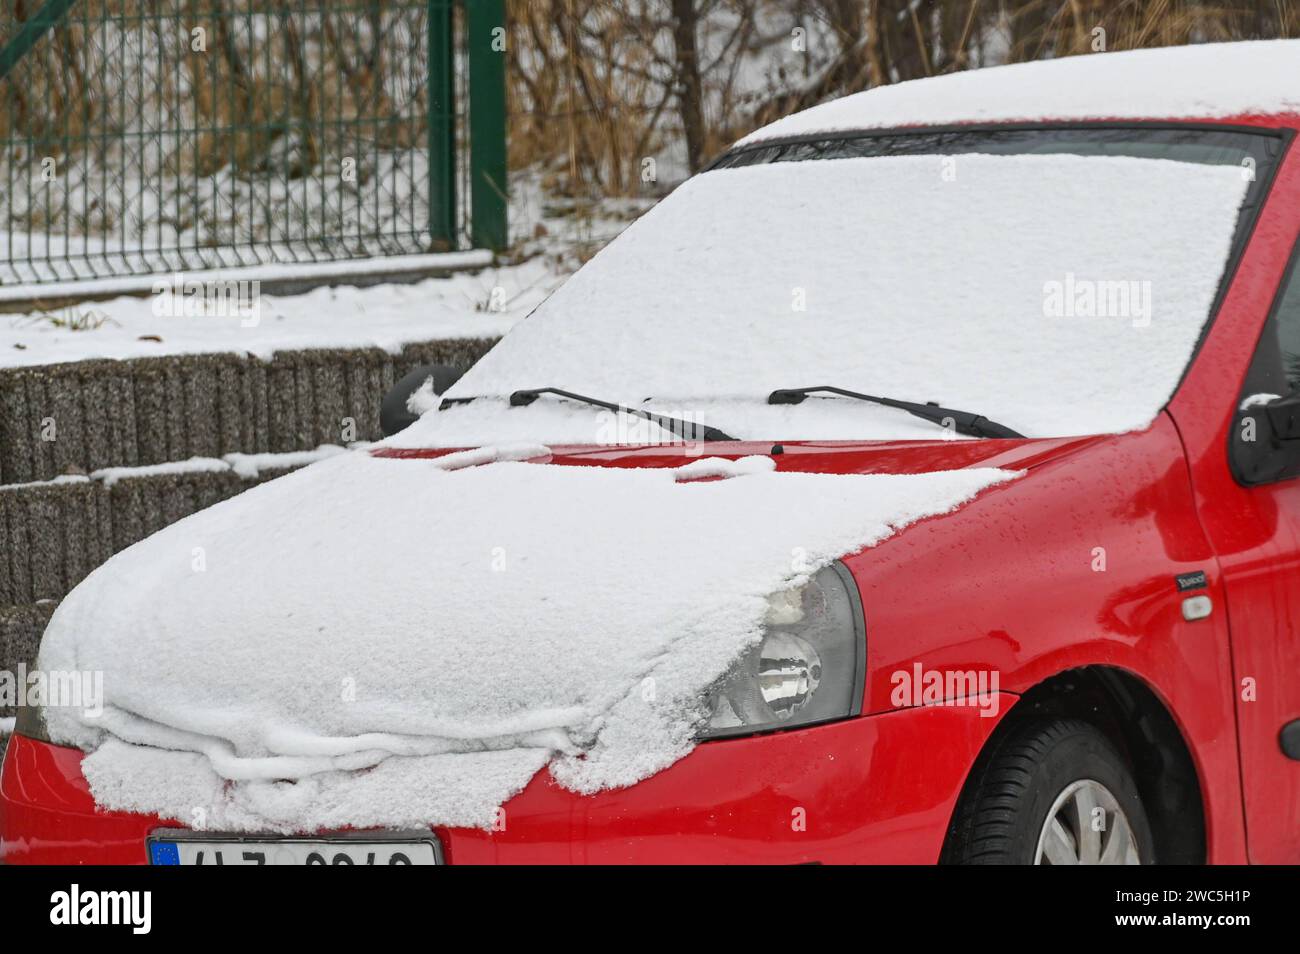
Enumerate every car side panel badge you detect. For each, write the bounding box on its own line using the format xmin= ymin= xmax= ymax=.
xmin=1175 ymin=570 xmax=1208 ymax=592
xmin=1181 ymin=595 xmax=1213 ymax=621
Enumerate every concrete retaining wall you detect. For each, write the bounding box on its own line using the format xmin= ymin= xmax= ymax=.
xmin=0 ymin=337 xmax=497 ymax=484
xmin=1 ymin=601 xmax=58 ymax=753
xmin=1 ymin=465 xmax=303 ymax=608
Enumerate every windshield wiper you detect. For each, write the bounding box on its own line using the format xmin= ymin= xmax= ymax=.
xmin=768 ymin=386 xmax=1023 ymax=439
xmin=509 ymin=387 xmax=737 ymax=442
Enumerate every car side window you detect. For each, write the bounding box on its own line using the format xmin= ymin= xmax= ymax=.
xmin=1232 ymin=239 xmax=1300 ymax=485
xmin=1276 ymin=256 xmax=1300 ymax=393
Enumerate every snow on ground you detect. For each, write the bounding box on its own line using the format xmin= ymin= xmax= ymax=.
xmin=0 ymin=251 xmax=494 ymax=305
xmin=432 ymin=153 xmax=1247 ymax=442
xmin=0 ymin=257 xmax=559 ymax=368
xmin=740 ymin=40 xmax=1300 ymax=145
xmin=505 ymin=169 xmax=657 ymax=273
xmin=0 ymin=172 xmax=652 ymax=369
xmin=40 ymin=448 xmax=1017 ymax=831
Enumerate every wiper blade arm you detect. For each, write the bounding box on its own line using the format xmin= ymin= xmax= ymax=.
xmin=768 ymin=386 xmax=1023 ymax=439
xmin=509 ymin=387 xmax=738 ymax=442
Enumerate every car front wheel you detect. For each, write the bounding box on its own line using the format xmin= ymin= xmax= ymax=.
xmin=942 ymin=718 xmax=1154 ymax=865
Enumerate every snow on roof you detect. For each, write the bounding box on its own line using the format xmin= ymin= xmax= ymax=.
xmin=739 ymin=40 xmax=1300 ymax=146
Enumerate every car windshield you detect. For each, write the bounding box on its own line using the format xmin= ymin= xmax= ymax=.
xmin=415 ymin=127 xmax=1281 ymax=446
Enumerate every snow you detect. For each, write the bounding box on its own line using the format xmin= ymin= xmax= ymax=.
xmin=0 ymin=474 xmax=92 ymax=493
xmin=91 ymin=458 xmax=230 ymax=488
xmin=405 ymin=376 xmax=442 ymax=416
xmin=40 ymin=448 xmax=1017 ymax=831
xmin=423 ymin=154 xmax=1247 ymax=444
xmin=393 ymin=396 xmax=970 ymax=447
xmin=0 ymin=446 xmax=350 ymax=491
xmin=424 ymin=443 xmax=551 ymax=470
xmin=90 ymin=446 xmax=348 ymax=487
xmin=0 ymin=252 xmax=493 ymax=305
xmin=1 ymin=258 xmax=560 ymax=368
xmin=672 ymin=455 xmax=777 ymax=481
xmin=223 ymin=446 xmax=352 ymax=480
xmin=1239 ymin=393 xmax=1281 ymax=411
xmin=739 ymin=40 xmax=1300 ymax=145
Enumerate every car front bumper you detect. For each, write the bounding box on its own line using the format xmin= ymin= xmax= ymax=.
xmin=0 ymin=698 xmax=1011 ymax=864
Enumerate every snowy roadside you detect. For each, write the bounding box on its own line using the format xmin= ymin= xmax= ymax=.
xmin=0 ymin=257 xmax=557 ymax=370
xmin=1 ymin=173 xmax=655 ymax=371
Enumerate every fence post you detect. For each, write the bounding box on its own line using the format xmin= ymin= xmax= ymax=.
xmin=427 ymin=0 xmax=457 ymax=249
xmin=0 ymin=0 xmax=76 ymax=80
xmin=465 ymin=0 xmax=507 ymax=251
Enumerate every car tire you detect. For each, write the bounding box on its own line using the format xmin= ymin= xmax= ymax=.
xmin=942 ymin=717 xmax=1155 ymax=865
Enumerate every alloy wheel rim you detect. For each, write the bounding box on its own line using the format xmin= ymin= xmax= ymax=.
xmin=1034 ymin=779 xmax=1141 ymax=865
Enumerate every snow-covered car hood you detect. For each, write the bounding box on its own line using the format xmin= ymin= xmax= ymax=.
xmin=38 ymin=443 xmax=1023 ymax=832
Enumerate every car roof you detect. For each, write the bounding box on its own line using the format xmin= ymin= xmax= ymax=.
xmin=738 ymin=39 xmax=1300 ymax=146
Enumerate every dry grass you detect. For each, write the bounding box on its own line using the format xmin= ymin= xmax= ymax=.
xmin=508 ymin=0 xmax=1300 ymax=198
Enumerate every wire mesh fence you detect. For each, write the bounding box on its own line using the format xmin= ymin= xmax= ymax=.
xmin=0 ymin=0 xmax=464 ymax=286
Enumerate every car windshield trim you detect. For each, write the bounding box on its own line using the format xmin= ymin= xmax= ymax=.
xmin=707 ymin=120 xmax=1289 ymax=170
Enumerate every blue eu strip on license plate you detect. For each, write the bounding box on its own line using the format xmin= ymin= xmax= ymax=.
xmin=150 ymin=842 xmax=181 ymax=865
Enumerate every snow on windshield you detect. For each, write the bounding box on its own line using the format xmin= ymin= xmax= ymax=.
xmin=422 ymin=153 xmax=1247 ymax=445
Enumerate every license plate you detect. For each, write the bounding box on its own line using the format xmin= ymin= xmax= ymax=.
xmin=148 ymin=831 xmax=441 ymax=866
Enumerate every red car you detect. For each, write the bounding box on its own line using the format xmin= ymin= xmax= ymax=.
xmin=4 ymin=42 xmax=1300 ymax=865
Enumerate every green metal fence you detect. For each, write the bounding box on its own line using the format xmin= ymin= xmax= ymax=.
xmin=0 ymin=0 xmax=505 ymax=286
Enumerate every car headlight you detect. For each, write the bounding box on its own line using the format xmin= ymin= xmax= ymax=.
xmin=700 ymin=562 xmax=865 ymax=739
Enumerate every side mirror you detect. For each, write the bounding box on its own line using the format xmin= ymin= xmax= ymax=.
xmin=1265 ymin=392 xmax=1300 ymax=441
xmin=380 ymin=364 xmax=464 ymax=437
